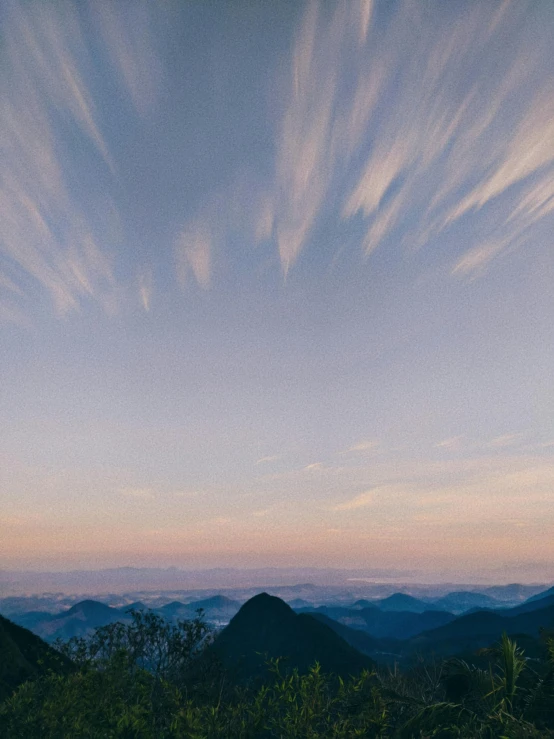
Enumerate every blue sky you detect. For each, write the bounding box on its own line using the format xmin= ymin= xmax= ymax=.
xmin=1 ymin=0 xmax=554 ymax=580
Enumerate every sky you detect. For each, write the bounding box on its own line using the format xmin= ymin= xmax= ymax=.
xmin=1 ymin=0 xmax=554 ymax=581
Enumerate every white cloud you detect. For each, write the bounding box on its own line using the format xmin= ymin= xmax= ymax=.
xmin=435 ymin=436 xmax=464 ymax=450
xmin=255 ymin=455 xmax=280 ymax=465
xmin=93 ymin=1 xmax=163 ymax=116
xmin=264 ymin=0 xmax=554 ymax=278
xmin=303 ymin=463 xmax=324 ymax=472
xmin=0 ymin=2 xmax=120 ymax=317
xmin=343 ymin=440 xmax=379 ymax=454
xmin=175 ymin=222 xmax=212 ymax=289
xmin=488 ymin=433 xmax=526 ymax=449
xmin=331 ymin=489 xmax=374 ymax=511
xmin=138 ymin=268 xmax=153 ymax=312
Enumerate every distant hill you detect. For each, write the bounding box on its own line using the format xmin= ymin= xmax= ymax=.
xmin=408 ymin=602 xmax=554 ymax=657
xmin=11 ymin=600 xmax=127 ymax=642
xmin=210 ymin=593 xmax=373 ymax=682
xmin=524 ymin=585 xmax=554 ymax=605
xmin=297 ymin=604 xmax=455 ymax=639
xmin=9 ymin=610 xmax=55 ymax=631
xmin=9 ymin=594 xmax=242 ymax=644
xmin=430 ymin=591 xmax=501 ymax=614
xmin=0 ymin=614 xmax=72 ymax=701
xmin=287 ymin=598 xmax=312 ymax=608
xmin=158 ymin=595 xmax=240 ymax=623
xmin=158 ymin=601 xmax=188 ymax=619
xmin=120 ymin=601 xmax=149 ymax=613
xmin=185 ymin=595 xmax=240 ymax=616
xmin=308 ymin=613 xmax=385 ymax=655
xmin=502 ymin=592 xmax=554 ymax=616
xmin=351 ymin=599 xmax=376 ymax=610
xmin=482 ymin=583 xmax=550 ymax=603
xmin=375 ymin=593 xmax=430 ymax=613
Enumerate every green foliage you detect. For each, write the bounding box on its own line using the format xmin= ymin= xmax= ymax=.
xmin=2 ymin=614 xmax=554 ymax=738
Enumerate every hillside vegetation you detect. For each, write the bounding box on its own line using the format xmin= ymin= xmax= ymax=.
xmin=2 ymin=592 xmax=554 ymax=736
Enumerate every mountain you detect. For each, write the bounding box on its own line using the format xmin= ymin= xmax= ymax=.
xmin=158 ymin=601 xmax=188 ymax=619
xmin=482 ymin=583 xmax=548 ymax=603
xmin=120 ymin=601 xmax=149 ymax=613
xmin=22 ymin=600 xmax=126 ymax=642
xmin=0 ymin=614 xmax=72 ymax=701
xmin=308 ymin=613 xmax=390 ymax=656
xmin=524 ymin=586 xmax=554 ymax=604
xmin=158 ymin=595 xmax=241 ymax=623
xmin=287 ymin=598 xmax=312 ymax=608
xmin=185 ymin=595 xmax=241 ymax=619
xmin=298 ymin=604 xmax=455 ymax=639
xmin=430 ymin=591 xmax=501 ymax=614
xmin=360 ymin=607 xmax=455 ymax=638
xmin=9 ymin=610 xmax=55 ymax=631
xmin=408 ymin=602 xmax=554 ymax=657
xmin=210 ymin=593 xmax=373 ymax=682
xmin=501 ymin=592 xmax=554 ymax=616
xmin=376 ymin=593 xmax=430 ymax=613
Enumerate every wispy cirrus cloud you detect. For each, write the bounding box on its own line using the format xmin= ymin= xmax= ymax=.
xmin=435 ymin=436 xmax=464 ymax=451
xmin=93 ymin=0 xmax=163 ymax=116
xmin=331 ymin=489 xmax=374 ymax=511
xmin=0 ymin=1 xmax=119 ymax=318
xmin=261 ymin=0 xmax=554 ymax=278
xmin=138 ymin=267 xmax=153 ymax=312
xmin=255 ymin=455 xmax=281 ymax=465
xmin=342 ymin=439 xmax=379 ymax=454
xmin=175 ymin=221 xmax=213 ymax=289
xmin=487 ymin=433 xmax=526 ymax=449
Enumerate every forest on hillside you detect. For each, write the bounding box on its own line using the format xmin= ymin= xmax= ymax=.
xmin=2 ymin=605 xmax=554 ymax=738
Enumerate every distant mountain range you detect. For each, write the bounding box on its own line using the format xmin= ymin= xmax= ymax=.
xmin=4 ymin=586 xmax=554 ymax=704
xmin=5 ymin=583 xmax=554 ymax=664
xmin=295 ymin=604 xmax=456 ymax=639
xmin=9 ymin=595 xmax=243 ymax=642
xmin=407 ymin=602 xmax=554 ymax=658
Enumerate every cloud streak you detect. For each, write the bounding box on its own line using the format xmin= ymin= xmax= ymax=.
xmin=93 ymin=0 xmax=163 ymax=116
xmin=264 ymin=0 xmax=554 ymax=277
xmin=0 ymin=1 xmax=120 ymax=318
xmin=175 ymin=222 xmax=213 ymax=289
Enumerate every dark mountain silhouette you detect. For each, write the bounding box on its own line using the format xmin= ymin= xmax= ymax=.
xmin=209 ymin=593 xmax=373 ymax=681
xmin=360 ymin=607 xmax=455 ymax=638
xmin=309 ymin=613 xmax=382 ymax=655
xmin=408 ymin=602 xmax=554 ymax=657
xmin=0 ymin=614 xmax=72 ymax=701
xmin=298 ymin=604 xmax=455 ymax=639
xmin=294 ymin=605 xmax=362 ymax=626
xmin=10 ymin=610 xmax=55 ymax=631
